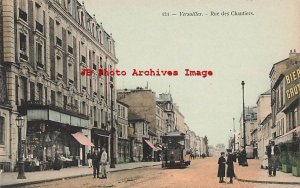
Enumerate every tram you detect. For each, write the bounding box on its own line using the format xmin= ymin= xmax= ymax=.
xmin=161 ymin=131 xmax=191 ymax=168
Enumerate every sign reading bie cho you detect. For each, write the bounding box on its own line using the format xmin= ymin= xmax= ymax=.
xmin=285 ymin=66 xmax=300 ymax=105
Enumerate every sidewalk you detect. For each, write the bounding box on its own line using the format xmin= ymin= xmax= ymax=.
xmin=0 ymin=162 xmax=161 ymax=188
xmin=235 ymin=159 xmax=300 ymax=185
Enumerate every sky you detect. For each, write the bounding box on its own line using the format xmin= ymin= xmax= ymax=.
xmin=83 ymin=0 xmax=300 ymax=146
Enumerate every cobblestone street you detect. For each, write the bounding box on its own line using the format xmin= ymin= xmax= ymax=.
xmin=22 ymin=157 xmax=300 ymax=188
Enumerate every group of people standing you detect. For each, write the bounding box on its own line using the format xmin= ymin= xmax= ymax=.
xmin=87 ymin=147 xmax=108 ymax=179
xmin=217 ymin=149 xmax=235 ymax=184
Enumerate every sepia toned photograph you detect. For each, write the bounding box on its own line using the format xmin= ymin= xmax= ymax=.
xmin=0 ymin=0 xmax=299 ymax=187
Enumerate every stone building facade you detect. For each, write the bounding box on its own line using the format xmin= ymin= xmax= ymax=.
xmin=0 ymin=0 xmax=118 ymax=171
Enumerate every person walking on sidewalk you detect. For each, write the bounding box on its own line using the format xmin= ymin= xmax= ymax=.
xmin=100 ymin=147 xmax=108 ymax=179
xmin=217 ymin=152 xmax=226 ymax=183
xmin=266 ymin=140 xmax=280 ymax=177
xmin=226 ymin=149 xmax=236 ymax=184
xmin=92 ymin=150 xmax=100 ymax=178
xmin=87 ymin=150 xmax=92 ymax=168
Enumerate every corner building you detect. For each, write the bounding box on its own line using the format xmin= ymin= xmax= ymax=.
xmin=0 ymin=0 xmax=118 ymax=171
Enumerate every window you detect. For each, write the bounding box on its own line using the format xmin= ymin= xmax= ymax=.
xmin=56 ymin=56 xmax=63 ymax=77
xmin=56 ymin=22 xmax=62 ymax=47
xmin=57 ymin=92 xmax=62 ymax=107
xmin=68 ymin=61 xmax=74 ymax=82
xmin=29 ymin=81 xmax=35 ymax=101
xmin=82 ymin=101 xmax=86 ymax=115
xmin=35 ymin=3 xmax=43 ymax=33
xmin=99 ymin=30 xmax=102 ymax=44
xmin=20 ymin=33 xmax=27 ymax=52
xmin=19 ymin=33 xmax=28 ymax=60
xmin=36 ymin=42 xmax=43 ymax=68
xmin=63 ymin=95 xmax=67 ymax=107
xmin=37 ymin=83 xmax=43 ymax=102
xmin=19 ymin=0 xmax=28 ymax=12
xmin=20 ymin=77 xmax=27 ymax=103
xmin=67 ymin=31 xmax=73 ymax=54
xmin=51 ymin=90 xmax=56 ymax=105
xmin=0 ymin=117 xmax=4 ymax=145
xmin=80 ymin=11 xmax=85 ymax=28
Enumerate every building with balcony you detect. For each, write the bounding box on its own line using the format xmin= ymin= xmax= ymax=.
xmin=0 ymin=0 xmax=118 ymax=171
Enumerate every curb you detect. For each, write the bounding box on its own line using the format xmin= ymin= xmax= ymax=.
xmin=235 ymin=176 xmax=300 ymax=185
xmin=0 ymin=163 xmax=161 ymax=188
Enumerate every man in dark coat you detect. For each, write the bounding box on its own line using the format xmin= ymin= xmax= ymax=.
xmin=92 ymin=150 xmax=101 ymax=178
xmin=266 ymin=140 xmax=280 ymax=176
xmin=217 ymin=152 xmax=226 ymax=183
xmin=226 ymin=149 xmax=235 ymax=184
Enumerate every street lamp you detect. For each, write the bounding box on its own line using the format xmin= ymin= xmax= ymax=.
xmin=241 ymin=81 xmax=248 ymax=166
xmin=16 ymin=115 xmax=26 ymax=179
xmin=110 ymin=84 xmax=116 ymax=168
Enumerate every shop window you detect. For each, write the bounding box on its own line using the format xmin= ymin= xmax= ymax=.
xmin=0 ymin=117 xmax=4 ymax=145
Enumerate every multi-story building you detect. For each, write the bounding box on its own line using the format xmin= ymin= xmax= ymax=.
xmin=117 ymin=100 xmax=129 ymax=163
xmin=256 ymin=90 xmax=271 ymax=159
xmin=0 ymin=0 xmax=118 ymax=171
xmin=239 ymin=106 xmax=258 ymax=147
xmin=155 ymin=102 xmax=166 ymax=144
xmin=271 ymin=51 xmax=300 ymax=157
xmin=173 ymin=103 xmax=185 ymax=133
xmin=128 ymin=110 xmax=149 ymax=162
xmin=157 ymin=93 xmax=175 ymax=132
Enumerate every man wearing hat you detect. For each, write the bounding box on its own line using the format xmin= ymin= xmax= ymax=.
xmin=266 ymin=140 xmax=280 ymax=177
xmin=217 ymin=152 xmax=226 ymax=183
xmin=226 ymin=149 xmax=236 ymax=184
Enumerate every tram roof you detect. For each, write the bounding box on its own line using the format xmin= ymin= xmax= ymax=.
xmin=162 ymin=131 xmax=185 ymax=137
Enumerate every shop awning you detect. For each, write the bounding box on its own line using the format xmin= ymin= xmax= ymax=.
xmin=72 ymin=132 xmax=94 ymax=147
xmin=144 ymin=140 xmax=157 ymax=151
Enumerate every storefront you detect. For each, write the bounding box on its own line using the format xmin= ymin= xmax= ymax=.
xmin=22 ymin=104 xmax=92 ymax=171
xmin=91 ymin=129 xmax=109 ymax=153
xmin=118 ymin=138 xmax=130 ymax=163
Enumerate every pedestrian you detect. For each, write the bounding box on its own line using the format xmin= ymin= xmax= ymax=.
xmin=266 ymin=140 xmax=280 ymax=177
xmin=226 ymin=149 xmax=235 ymax=184
xmin=100 ymin=147 xmax=108 ymax=179
xmin=217 ymin=152 xmax=226 ymax=183
xmin=87 ymin=150 xmax=92 ymax=168
xmin=92 ymin=150 xmax=100 ymax=178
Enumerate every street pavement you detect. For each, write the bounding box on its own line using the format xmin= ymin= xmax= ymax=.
xmin=0 ymin=162 xmax=160 ymax=188
xmin=1 ymin=157 xmax=300 ymax=188
xmin=235 ymin=158 xmax=300 ymax=184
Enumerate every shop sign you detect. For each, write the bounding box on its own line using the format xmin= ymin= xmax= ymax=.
xmin=285 ymin=66 xmax=300 ymax=105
